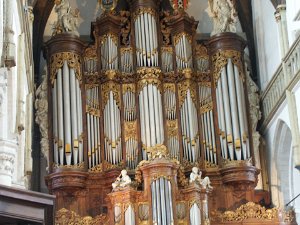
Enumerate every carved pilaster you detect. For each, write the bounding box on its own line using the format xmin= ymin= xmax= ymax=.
xmin=2 ymin=0 xmax=16 ymax=68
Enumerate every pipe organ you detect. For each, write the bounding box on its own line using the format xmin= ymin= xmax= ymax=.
xmin=44 ymin=1 xmax=296 ymax=225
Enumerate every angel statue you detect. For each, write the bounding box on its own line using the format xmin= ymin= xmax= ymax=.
xmin=189 ymin=167 xmax=213 ymax=189
xmin=52 ymin=0 xmax=80 ymax=36
xmin=206 ymin=0 xmax=238 ymax=36
xmin=112 ymin=170 xmax=132 ymax=190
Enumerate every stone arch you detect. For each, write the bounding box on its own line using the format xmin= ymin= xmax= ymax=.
xmin=273 ymin=119 xmax=293 ymax=206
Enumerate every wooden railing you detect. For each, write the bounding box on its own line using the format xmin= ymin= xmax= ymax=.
xmin=260 ymin=35 xmax=300 ymax=131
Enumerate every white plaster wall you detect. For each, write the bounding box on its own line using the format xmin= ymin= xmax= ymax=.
xmin=252 ymin=0 xmax=281 ymax=91
xmin=263 ymin=97 xmax=300 ymax=223
xmin=286 ymin=0 xmax=300 ymax=45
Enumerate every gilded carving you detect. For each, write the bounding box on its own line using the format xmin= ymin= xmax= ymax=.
xmin=137 ymin=67 xmax=162 ymax=92
xmin=89 ymin=163 xmax=103 ymax=173
xmin=174 ymin=32 xmax=192 ymax=46
xmin=178 ymin=79 xmax=197 ymax=108
xmin=160 ymin=11 xmax=172 ymax=45
xmin=101 ymin=81 xmax=121 ymax=108
xmin=212 ymin=50 xmax=244 ymax=85
xmin=177 ymin=166 xmax=188 ymax=188
xmin=120 ymin=11 xmax=131 ymax=46
xmin=133 ymin=8 xmax=156 ymax=21
xmin=50 ymin=52 xmax=82 ymax=85
xmin=124 ymin=121 xmax=137 ymax=141
xmin=53 ymin=162 xmax=84 ymax=169
xmin=200 ymin=101 xmax=213 ymax=114
xmin=195 ymin=44 xmax=209 ymax=60
xmin=146 ymin=144 xmax=169 ymax=160
xmin=166 ymin=120 xmax=178 ymax=137
xmin=84 ymin=45 xmax=97 ymax=60
xmin=55 ymin=208 xmax=109 ymax=224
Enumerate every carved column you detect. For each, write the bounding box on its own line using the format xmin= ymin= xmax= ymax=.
xmin=2 ymin=0 xmax=16 ymax=67
xmin=0 ymin=68 xmax=16 ymax=186
xmin=286 ymin=90 xmax=300 ymax=171
xmin=275 ymin=4 xmax=289 ymax=58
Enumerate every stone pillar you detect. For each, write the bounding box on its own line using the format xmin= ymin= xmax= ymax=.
xmin=275 ymin=4 xmax=289 ymax=58
xmin=2 ymin=0 xmax=16 ymax=67
xmin=286 ymin=90 xmax=300 ymax=171
xmin=0 ymin=68 xmax=16 ymax=186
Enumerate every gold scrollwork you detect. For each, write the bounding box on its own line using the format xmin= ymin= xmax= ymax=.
xmin=84 ymin=45 xmax=97 ymax=60
xmin=163 ymin=83 xmax=176 ymax=92
xmin=178 ymin=79 xmax=197 ymax=108
xmin=212 ymin=50 xmax=244 ymax=85
xmin=189 ymin=200 xmax=201 ymax=208
xmin=101 ymin=81 xmax=121 ymax=108
xmin=100 ymin=33 xmax=118 ymax=46
xmin=55 ymin=208 xmax=109 ymax=224
xmin=146 ymin=144 xmax=169 ymax=160
xmin=174 ymin=32 xmax=192 ymax=46
xmin=86 ymin=105 xmax=101 ymax=117
xmin=50 ymin=52 xmax=82 ymax=85
xmin=52 ymin=162 xmax=84 ymax=169
xmin=124 ymin=121 xmax=137 ymax=142
xmin=195 ymin=44 xmax=209 ymax=60
xmin=133 ymin=8 xmax=156 ymax=21
xmin=212 ymin=202 xmax=282 ymax=222
xmin=137 ymin=67 xmax=162 ymax=93
xmin=167 ymin=120 xmax=178 ymax=137
xmin=123 ymin=83 xmax=136 ymax=93
xmin=89 ymin=163 xmax=103 ymax=172
xmin=200 ymin=101 xmax=213 ymax=114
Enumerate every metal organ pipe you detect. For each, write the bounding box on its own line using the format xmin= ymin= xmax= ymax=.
xmin=62 ymin=61 xmax=72 ymax=165
xmin=52 ymin=81 xmax=58 ymax=164
xmin=227 ymin=59 xmax=242 ymax=160
xmin=57 ymin=69 xmax=64 ymax=165
xmin=70 ymin=68 xmax=79 ymax=165
xmin=220 ymin=68 xmax=234 ymax=160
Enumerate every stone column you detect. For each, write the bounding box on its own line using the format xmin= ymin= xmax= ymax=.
xmin=286 ymin=90 xmax=300 ymax=171
xmin=2 ymin=0 xmax=16 ymax=67
xmin=0 ymin=68 xmax=16 ymax=186
xmin=275 ymin=4 xmax=289 ymax=58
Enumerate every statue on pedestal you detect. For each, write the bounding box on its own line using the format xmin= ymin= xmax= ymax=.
xmin=206 ymin=0 xmax=237 ymax=36
xmin=52 ymin=0 xmax=80 ymax=36
xmin=189 ymin=167 xmax=213 ymax=189
xmin=112 ymin=170 xmax=132 ymax=190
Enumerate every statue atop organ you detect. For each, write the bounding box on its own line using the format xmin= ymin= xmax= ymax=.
xmin=42 ymin=0 xmax=298 ymax=224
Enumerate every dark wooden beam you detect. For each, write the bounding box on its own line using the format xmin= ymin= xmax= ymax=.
xmin=32 ymin=0 xmax=54 ymax=192
xmin=236 ymin=0 xmax=258 ymax=83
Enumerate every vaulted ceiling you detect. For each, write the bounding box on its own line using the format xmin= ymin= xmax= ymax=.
xmin=32 ymin=0 xmax=262 ymax=83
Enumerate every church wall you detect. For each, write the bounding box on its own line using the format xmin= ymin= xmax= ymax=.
xmin=252 ymin=0 xmax=281 ymax=91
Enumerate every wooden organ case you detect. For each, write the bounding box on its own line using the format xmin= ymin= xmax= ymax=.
xmin=44 ymin=0 xmax=297 ymax=224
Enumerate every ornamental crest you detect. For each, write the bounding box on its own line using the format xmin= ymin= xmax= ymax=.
xmin=99 ymin=0 xmax=118 ymax=11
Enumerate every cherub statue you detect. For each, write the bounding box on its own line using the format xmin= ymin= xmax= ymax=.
xmin=189 ymin=167 xmax=213 ymax=189
xmin=206 ymin=0 xmax=237 ymax=36
xmin=112 ymin=170 xmax=132 ymax=190
xmin=53 ymin=0 xmax=80 ymax=36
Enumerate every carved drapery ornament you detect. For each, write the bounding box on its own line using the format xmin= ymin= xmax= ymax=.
xmin=137 ymin=67 xmax=162 ymax=92
xmin=55 ymin=208 xmax=109 ymax=224
xmin=35 ymin=74 xmax=49 ymax=164
xmin=212 ymin=50 xmax=244 ymax=85
xmin=50 ymin=52 xmax=82 ymax=85
xmin=211 ymin=202 xmax=295 ymax=223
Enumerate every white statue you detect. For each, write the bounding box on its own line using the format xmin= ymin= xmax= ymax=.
xmin=189 ymin=167 xmax=213 ymax=189
xmin=53 ymin=0 xmax=80 ymax=36
xmin=35 ymin=73 xmax=49 ymax=165
xmin=206 ymin=0 xmax=238 ymax=36
xmin=112 ymin=170 xmax=132 ymax=190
